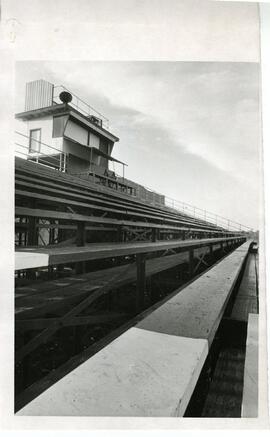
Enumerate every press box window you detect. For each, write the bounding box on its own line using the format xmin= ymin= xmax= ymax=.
xmin=29 ymin=129 xmax=41 ymax=153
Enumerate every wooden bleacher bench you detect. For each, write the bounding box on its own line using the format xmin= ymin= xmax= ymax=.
xmin=15 ymin=157 xmax=226 ymax=233
xmin=15 ymin=236 xmax=244 ymax=270
xmin=15 ymin=174 xmax=223 ymax=233
xmin=15 ymin=247 xmax=212 ymax=319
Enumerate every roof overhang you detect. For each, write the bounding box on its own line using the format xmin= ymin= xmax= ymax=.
xmin=64 ymin=136 xmax=127 ymax=166
xmin=15 ymin=103 xmax=68 ymax=121
xmin=15 ymin=103 xmax=119 ymax=143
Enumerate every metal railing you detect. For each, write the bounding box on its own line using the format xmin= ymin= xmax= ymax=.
xmin=15 ymin=131 xmax=68 ymax=172
xmin=53 ymin=85 xmax=109 ymax=130
xmin=107 ymin=172 xmax=252 ymax=233
xmin=164 ymin=197 xmax=252 ymax=232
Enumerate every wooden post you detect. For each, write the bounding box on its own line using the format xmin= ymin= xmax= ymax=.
xmin=189 ymin=249 xmax=194 ymax=276
xmin=28 ymin=217 xmax=38 ymax=246
xmin=76 ymin=222 xmax=86 ymax=246
xmin=117 ymin=225 xmax=122 ymax=242
xmin=209 ymin=244 xmax=213 ymax=260
xmin=151 ymin=228 xmax=157 ymax=242
xmin=136 ymin=254 xmax=146 ymax=312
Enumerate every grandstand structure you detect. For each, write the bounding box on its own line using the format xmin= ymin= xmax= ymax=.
xmin=15 ymin=80 xmax=258 ymax=417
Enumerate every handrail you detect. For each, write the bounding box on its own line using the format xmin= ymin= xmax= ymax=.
xmin=15 ymin=131 xmax=65 ymax=154
xmin=53 ymin=85 xmax=109 ymax=129
xmin=15 ymin=131 xmax=68 ymax=172
xmin=111 ymin=172 xmax=252 ymax=232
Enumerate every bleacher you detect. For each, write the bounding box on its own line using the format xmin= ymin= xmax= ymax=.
xmin=15 ymin=156 xmax=236 ymax=252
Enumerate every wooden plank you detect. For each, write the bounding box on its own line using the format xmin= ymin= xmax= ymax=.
xmin=16 ymin=312 xmax=128 ymax=331
xmin=15 ymin=252 xmax=49 ymax=270
xmin=16 ymin=157 xmax=236 ymax=234
xmin=16 ymin=263 xmax=135 ymax=362
xmin=241 ymin=314 xmax=258 ymax=417
xmin=16 ymin=328 xmax=208 ymax=417
xmin=16 ymin=157 xmax=222 ymax=229
xmin=136 ymin=241 xmax=251 ymax=347
xmin=230 ymin=254 xmax=258 ymax=322
xmin=15 ymin=250 xmax=194 ymax=317
xmin=202 ymin=347 xmax=246 ymax=417
xmin=15 ymin=247 xmax=212 ymax=320
xmin=15 ymin=187 xmax=222 ymax=232
xmin=15 ymin=236 xmax=245 ymax=269
xmin=15 ymin=206 xmax=224 ymax=234
xmin=15 ymin=175 xmax=223 ymax=232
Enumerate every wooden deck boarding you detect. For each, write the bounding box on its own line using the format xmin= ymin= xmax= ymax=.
xmin=230 ymin=252 xmax=258 ymax=321
xmin=15 ymin=236 xmax=244 ymax=270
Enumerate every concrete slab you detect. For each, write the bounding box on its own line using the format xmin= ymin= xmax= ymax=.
xmin=15 ymin=251 xmax=49 ymax=270
xmin=137 ymin=243 xmax=250 ymax=346
xmin=17 ymin=327 xmax=208 ymax=417
xmin=241 ymin=313 xmax=258 ymax=417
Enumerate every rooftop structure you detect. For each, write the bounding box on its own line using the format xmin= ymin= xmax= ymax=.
xmin=16 ymin=79 xmax=122 ymax=176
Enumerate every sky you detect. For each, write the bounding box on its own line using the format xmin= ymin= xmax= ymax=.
xmin=15 ymin=61 xmax=261 ymax=230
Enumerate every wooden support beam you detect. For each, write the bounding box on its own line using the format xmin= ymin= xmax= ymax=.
xmin=27 ymin=217 xmax=38 ymax=245
xmin=136 ymin=254 xmax=146 ymax=312
xmin=194 ymin=252 xmax=209 ymax=273
xmin=16 ymin=237 xmax=240 ymax=270
xmin=15 ymin=263 xmax=134 ymax=363
xmin=189 ymin=249 xmax=194 ymax=276
xmin=151 ymin=228 xmax=157 ymax=242
xmin=76 ymin=222 xmax=86 ymax=247
xmin=117 ymin=225 xmax=122 ymax=242
xmin=16 ymin=312 xmax=128 ymax=332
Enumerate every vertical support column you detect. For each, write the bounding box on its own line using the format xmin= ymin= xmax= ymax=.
xmin=28 ymin=217 xmax=38 ymax=246
xmin=76 ymin=222 xmax=86 ymax=247
xmin=117 ymin=225 xmax=122 ymax=242
xmin=49 ymin=220 xmax=55 ymax=245
xmin=151 ymin=228 xmax=157 ymax=242
xmin=209 ymin=243 xmax=213 ymax=261
xmin=136 ymin=253 xmax=146 ymax=312
xmin=220 ymin=241 xmax=223 ymax=253
xmin=48 ymin=265 xmax=54 ymax=279
xmin=189 ymin=248 xmax=194 ymax=276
